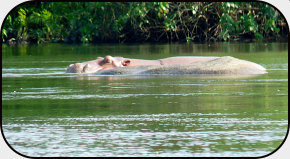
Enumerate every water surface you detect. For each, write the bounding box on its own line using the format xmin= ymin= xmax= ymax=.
xmin=2 ymin=43 xmax=288 ymax=157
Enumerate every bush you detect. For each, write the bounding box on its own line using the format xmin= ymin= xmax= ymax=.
xmin=2 ymin=2 xmax=288 ymax=44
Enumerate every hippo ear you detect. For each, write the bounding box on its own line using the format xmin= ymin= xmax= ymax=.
xmin=122 ymin=59 xmax=131 ymax=66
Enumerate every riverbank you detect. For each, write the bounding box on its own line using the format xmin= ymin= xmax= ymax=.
xmin=2 ymin=2 xmax=288 ymax=45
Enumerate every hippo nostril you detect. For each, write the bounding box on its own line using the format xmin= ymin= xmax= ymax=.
xmin=83 ymin=64 xmax=91 ymax=73
xmin=74 ymin=63 xmax=84 ymax=73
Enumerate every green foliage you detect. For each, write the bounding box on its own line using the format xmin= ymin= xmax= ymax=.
xmin=218 ymin=2 xmax=285 ymax=42
xmin=2 ymin=2 xmax=287 ymax=44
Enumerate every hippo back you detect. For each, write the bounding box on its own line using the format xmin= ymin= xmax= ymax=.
xmin=95 ymin=56 xmax=266 ymax=75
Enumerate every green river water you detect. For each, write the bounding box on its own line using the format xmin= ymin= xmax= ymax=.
xmin=1 ymin=42 xmax=288 ymax=157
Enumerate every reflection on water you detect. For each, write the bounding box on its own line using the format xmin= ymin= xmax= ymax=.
xmin=2 ymin=43 xmax=288 ymax=157
xmin=3 ymin=113 xmax=287 ymax=157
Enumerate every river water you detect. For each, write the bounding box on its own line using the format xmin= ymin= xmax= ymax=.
xmin=1 ymin=43 xmax=288 ymax=157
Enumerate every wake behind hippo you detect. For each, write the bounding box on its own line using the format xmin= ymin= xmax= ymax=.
xmin=66 ymin=56 xmax=266 ymax=75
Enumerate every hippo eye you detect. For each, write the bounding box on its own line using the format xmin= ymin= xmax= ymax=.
xmin=105 ymin=56 xmax=112 ymax=63
xmin=105 ymin=58 xmax=111 ymax=63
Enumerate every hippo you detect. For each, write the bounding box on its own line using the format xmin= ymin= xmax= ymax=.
xmin=66 ymin=55 xmax=267 ymax=75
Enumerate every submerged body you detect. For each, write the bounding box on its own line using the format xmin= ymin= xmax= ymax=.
xmin=66 ymin=56 xmax=266 ymax=75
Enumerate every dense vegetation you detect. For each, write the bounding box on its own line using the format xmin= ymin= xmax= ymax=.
xmin=1 ymin=2 xmax=288 ymax=44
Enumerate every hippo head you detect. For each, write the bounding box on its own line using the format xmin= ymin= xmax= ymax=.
xmin=66 ymin=55 xmax=131 ymax=73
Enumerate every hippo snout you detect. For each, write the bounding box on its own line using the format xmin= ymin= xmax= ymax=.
xmin=66 ymin=63 xmax=84 ymax=73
